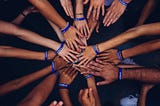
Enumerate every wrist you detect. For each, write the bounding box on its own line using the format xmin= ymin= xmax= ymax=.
xmin=61 ymin=22 xmax=71 ymax=34
xmin=92 ymin=45 xmax=100 ymax=55
xmin=59 ymin=83 xmax=70 ymax=89
xmin=118 ymin=0 xmax=128 ymax=6
xmin=118 ymin=68 xmax=123 ymax=80
xmin=56 ymin=42 xmax=65 ymax=54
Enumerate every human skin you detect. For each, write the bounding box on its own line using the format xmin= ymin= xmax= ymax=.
xmin=78 ymin=22 xmax=160 ymax=66
xmin=28 ymin=0 xmax=85 ymax=52
xmin=0 ymin=55 xmax=67 ymax=96
xmin=87 ymin=60 xmax=160 ymax=85
xmin=59 ymin=67 xmax=78 ymax=106
xmin=97 ymin=39 xmax=160 ymax=64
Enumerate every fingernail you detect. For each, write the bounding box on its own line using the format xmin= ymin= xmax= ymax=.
xmin=53 ymin=101 xmax=57 ymax=105
xmin=59 ymin=101 xmax=63 ymax=105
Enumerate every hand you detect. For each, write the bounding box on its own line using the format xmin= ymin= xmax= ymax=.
xmin=64 ymin=26 xmax=85 ymax=52
xmin=58 ymin=44 xmax=79 ymax=62
xmin=87 ymin=14 xmax=100 ymax=40
xmin=87 ymin=59 xmax=118 ymax=85
xmin=49 ymin=101 xmax=63 ymax=106
xmin=60 ymin=0 xmax=74 ymax=18
xmin=74 ymin=19 xmax=90 ymax=38
xmin=103 ymin=0 xmax=127 ymax=27
xmin=53 ymin=55 xmax=68 ymax=71
xmin=79 ymin=88 xmax=96 ymax=106
xmin=23 ymin=6 xmax=38 ymax=16
xmin=83 ymin=0 xmax=89 ymax=4
xmin=59 ymin=67 xmax=78 ymax=85
xmin=78 ymin=46 xmax=96 ymax=66
xmin=87 ymin=0 xmax=105 ymax=20
xmin=97 ymin=49 xmax=121 ymax=65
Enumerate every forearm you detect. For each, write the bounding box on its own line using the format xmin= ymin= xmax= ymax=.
xmin=11 ymin=13 xmax=26 ymax=25
xmin=18 ymin=74 xmax=57 ymax=106
xmin=60 ymin=89 xmax=72 ymax=106
xmin=0 ymin=21 xmax=60 ymax=51
xmin=0 ymin=65 xmax=52 ymax=96
xmin=47 ymin=20 xmax=65 ymax=42
xmin=122 ymin=39 xmax=160 ymax=59
xmin=28 ymin=0 xmax=67 ymax=29
xmin=0 ymin=46 xmax=56 ymax=60
xmin=75 ymin=0 xmax=83 ymax=17
xmin=87 ymin=77 xmax=101 ymax=106
xmin=123 ymin=68 xmax=160 ymax=83
xmin=136 ymin=0 xmax=155 ymax=26
xmin=98 ymin=22 xmax=160 ymax=52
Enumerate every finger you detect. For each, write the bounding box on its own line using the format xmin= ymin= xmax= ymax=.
xmin=85 ymin=24 xmax=90 ymax=37
xmin=97 ymin=80 xmax=108 ymax=86
xmin=62 ymin=56 xmax=69 ymax=62
xmin=72 ymin=40 xmax=80 ymax=52
xmin=49 ymin=101 xmax=57 ymax=106
xmin=75 ymin=38 xmax=84 ymax=46
xmin=78 ymin=58 xmax=87 ymax=66
xmin=68 ymin=5 xmax=74 ymax=18
xmin=83 ymin=59 xmax=90 ymax=66
xmin=83 ymin=25 xmax=87 ymax=37
xmin=79 ymin=45 xmax=86 ymax=49
xmin=69 ymin=41 xmax=75 ymax=50
xmin=88 ymin=65 xmax=103 ymax=72
xmin=96 ymin=22 xmax=100 ymax=33
xmin=89 ymin=71 xmax=101 ymax=76
xmin=88 ymin=88 xmax=94 ymax=102
xmin=102 ymin=5 xmax=105 ymax=16
xmin=63 ymin=7 xmax=69 ymax=16
xmin=70 ymin=50 xmax=79 ymax=55
xmin=97 ymin=56 xmax=109 ymax=60
xmin=72 ymin=71 xmax=78 ymax=79
xmin=92 ymin=9 xmax=97 ymax=19
xmin=75 ymin=26 xmax=84 ymax=38
xmin=89 ymin=61 xmax=104 ymax=69
xmin=68 ymin=52 xmax=78 ymax=60
xmin=96 ymin=7 xmax=100 ymax=20
xmin=87 ymin=7 xmax=93 ymax=19
xmin=65 ymin=55 xmax=74 ymax=63
xmin=78 ymin=89 xmax=83 ymax=102
xmin=83 ymin=0 xmax=89 ymax=4
xmin=57 ymin=101 xmax=63 ymax=106
xmin=82 ymin=89 xmax=89 ymax=99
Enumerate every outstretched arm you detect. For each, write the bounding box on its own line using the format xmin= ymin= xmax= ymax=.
xmin=136 ymin=0 xmax=155 ymax=26
xmin=0 ymin=46 xmax=55 ymax=60
xmin=86 ymin=76 xmax=101 ymax=106
xmin=0 ymin=55 xmax=67 ymax=96
xmin=98 ymin=22 xmax=160 ymax=52
xmin=97 ymin=39 xmax=160 ymax=64
xmin=18 ymin=73 xmax=58 ymax=106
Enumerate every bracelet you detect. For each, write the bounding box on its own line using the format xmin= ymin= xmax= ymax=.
xmin=85 ymin=74 xmax=93 ymax=79
xmin=76 ymin=13 xmax=83 ymax=15
xmin=44 ymin=51 xmax=48 ymax=61
xmin=118 ymin=0 xmax=128 ymax=6
xmin=51 ymin=61 xmax=55 ymax=73
xmin=74 ymin=17 xmax=86 ymax=21
xmin=56 ymin=42 xmax=65 ymax=54
xmin=93 ymin=45 xmax=100 ymax=55
xmin=117 ymin=50 xmax=124 ymax=61
xmin=118 ymin=68 xmax=123 ymax=80
xmin=59 ymin=83 xmax=69 ymax=88
xmin=21 ymin=12 xmax=26 ymax=17
xmin=61 ymin=22 xmax=70 ymax=34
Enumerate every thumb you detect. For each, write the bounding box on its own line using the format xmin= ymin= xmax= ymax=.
xmin=97 ymin=80 xmax=108 ymax=86
xmin=83 ymin=0 xmax=89 ymax=4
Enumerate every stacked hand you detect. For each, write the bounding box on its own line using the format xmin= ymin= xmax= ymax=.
xmin=59 ymin=67 xmax=78 ymax=85
xmin=87 ymin=59 xmax=118 ymax=85
xmin=103 ymin=0 xmax=127 ymax=27
xmin=60 ymin=0 xmax=74 ymax=18
xmin=97 ymin=49 xmax=121 ymax=65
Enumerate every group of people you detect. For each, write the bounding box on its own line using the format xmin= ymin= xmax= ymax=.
xmin=0 ymin=0 xmax=160 ymax=105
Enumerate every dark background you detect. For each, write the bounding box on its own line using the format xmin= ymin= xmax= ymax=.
xmin=0 ymin=0 xmax=160 ymax=106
